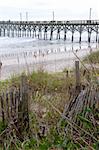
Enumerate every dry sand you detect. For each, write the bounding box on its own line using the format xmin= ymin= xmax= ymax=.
xmin=0 ymin=47 xmax=98 ymax=80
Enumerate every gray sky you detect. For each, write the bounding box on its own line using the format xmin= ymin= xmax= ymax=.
xmin=0 ymin=0 xmax=99 ymax=21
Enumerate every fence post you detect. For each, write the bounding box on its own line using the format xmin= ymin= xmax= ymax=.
xmin=15 ymin=90 xmax=18 ymax=114
xmin=75 ymin=61 xmax=81 ymax=92
xmin=18 ymin=75 xmax=29 ymax=137
xmin=10 ymin=88 xmax=14 ymax=119
xmin=0 ymin=94 xmax=5 ymax=124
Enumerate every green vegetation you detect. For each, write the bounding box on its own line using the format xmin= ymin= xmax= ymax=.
xmin=83 ymin=50 xmax=99 ymax=64
xmin=0 ymin=68 xmax=98 ymax=149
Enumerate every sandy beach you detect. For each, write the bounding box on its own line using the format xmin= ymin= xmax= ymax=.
xmin=0 ymin=37 xmax=99 ymax=80
xmin=0 ymin=45 xmax=98 ymax=80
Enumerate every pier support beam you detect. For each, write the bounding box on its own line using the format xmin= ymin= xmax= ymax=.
xmin=32 ymin=28 xmax=36 ymax=38
xmin=22 ymin=29 xmax=24 ymax=37
xmin=95 ymin=26 xmax=98 ymax=42
xmin=96 ymin=27 xmax=98 ymax=42
xmin=18 ymin=29 xmax=19 ymax=37
xmin=32 ymin=30 xmax=34 ymax=38
xmin=98 ymin=35 xmax=99 ymax=43
xmin=15 ymin=30 xmax=17 ymax=37
xmin=44 ymin=32 xmax=47 ymax=40
xmin=57 ymin=27 xmax=60 ymax=40
xmin=27 ymin=30 xmax=29 ymax=37
xmin=34 ymin=30 xmax=36 ymax=37
xmin=7 ymin=29 xmax=10 ymax=37
xmin=34 ymin=27 xmax=36 ymax=38
xmin=72 ymin=31 xmax=74 ymax=42
xmin=44 ymin=26 xmax=47 ymax=40
xmin=38 ymin=31 xmax=42 ymax=39
xmin=12 ymin=30 xmax=14 ymax=37
xmin=88 ymin=27 xmax=91 ymax=43
xmin=88 ymin=32 xmax=91 ymax=43
xmin=71 ymin=25 xmax=74 ymax=43
xmin=24 ymin=30 xmax=26 ymax=37
xmin=19 ymin=30 xmax=21 ymax=37
xmin=96 ymin=32 xmax=98 ymax=42
xmin=50 ymin=27 xmax=53 ymax=40
xmin=30 ymin=30 xmax=31 ymax=37
xmin=64 ymin=26 xmax=67 ymax=41
xmin=79 ymin=31 xmax=82 ymax=43
xmin=79 ymin=26 xmax=83 ymax=43
xmin=3 ymin=29 xmax=5 ymax=37
xmin=38 ymin=26 xmax=42 ymax=39
xmin=0 ymin=29 xmax=1 ymax=36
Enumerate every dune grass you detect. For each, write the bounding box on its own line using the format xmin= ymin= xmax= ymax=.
xmin=83 ymin=50 xmax=99 ymax=64
xmin=0 ymin=68 xmax=98 ymax=149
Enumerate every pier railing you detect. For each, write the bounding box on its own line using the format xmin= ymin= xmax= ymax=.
xmin=0 ymin=20 xmax=99 ymax=25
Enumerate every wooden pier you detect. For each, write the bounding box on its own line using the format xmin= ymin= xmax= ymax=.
xmin=0 ymin=20 xmax=99 ymax=42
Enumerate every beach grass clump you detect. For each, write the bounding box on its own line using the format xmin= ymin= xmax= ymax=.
xmin=28 ymin=70 xmax=75 ymax=95
xmin=83 ymin=50 xmax=99 ymax=64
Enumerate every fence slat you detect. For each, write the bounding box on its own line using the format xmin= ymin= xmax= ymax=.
xmin=10 ymin=89 xmax=14 ymax=118
xmin=6 ymin=92 xmax=9 ymax=121
xmin=0 ymin=95 xmax=5 ymax=124
xmin=14 ymin=90 xmax=18 ymax=114
xmin=75 ymin=61 xmax=81 ymax=92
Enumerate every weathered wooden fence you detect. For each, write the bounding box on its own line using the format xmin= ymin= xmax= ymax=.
xmin=0 ymin=76 xmax=29 ymax=137
xmin=0 ymin=61 xmax=81 ymax=127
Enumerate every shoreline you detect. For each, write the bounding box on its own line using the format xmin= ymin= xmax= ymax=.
xmin=0 ymin=46 xmax=99 ymax=80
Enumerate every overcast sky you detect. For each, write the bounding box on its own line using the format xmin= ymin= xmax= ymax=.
xmin=0 ymin=0 xmax=99 ymax=21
